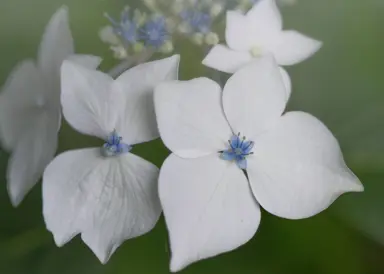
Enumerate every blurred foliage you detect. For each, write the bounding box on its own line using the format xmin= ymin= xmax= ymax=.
xmin=0 ymin=0 xmax=383 ymax=273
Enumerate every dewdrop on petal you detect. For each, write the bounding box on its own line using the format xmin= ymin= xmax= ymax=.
xmin=160 ymin=41 xmax=174 ymax=54
xmin=205 ymin=32 xmax=219 ymax=46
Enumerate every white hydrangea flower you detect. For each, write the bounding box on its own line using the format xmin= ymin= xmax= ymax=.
xmin=154 ymin=56 xmax=363 ymax=272
xmin=203 ymin=0 xmax=322 ymax=98
xmin=42 ymin=55 xmax=180 ymax=264
xmin=0 ymin=6 xmax=101 ymax=206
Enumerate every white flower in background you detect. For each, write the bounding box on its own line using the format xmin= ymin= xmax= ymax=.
xmin=203 ymin=0 xmax=322 ymax=97
xmin=42 ymin=55 xmax=180 ymax=263
xmin=154 ymin=56 xmax=363 ymax=272
xmin=0 ymin=6 xmax=101 ymax=207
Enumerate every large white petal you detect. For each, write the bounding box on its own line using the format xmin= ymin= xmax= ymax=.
xmin=159 ymin=154 xmax=260 ymax=272
xmin=270 ymin=30 xmax=323 ymax=66
xmin=279 ymin=66 xmax=292 ymax=102
xmin=226 ymin=1 xmax=282 ymax=52
xmin=247 ymin=111 xmax=363 ymax=220
xmin=225 ymin=11 xmax=258 ymax=51
xmin=154 ymin=78 xmax=232 ymax=158
xmin=223 ymin=56 xmax=287 ymax=140
xmin=0 ymin=60 xmax=45 ymax=150
xmin=43 ymin=148 xmax=161 ymax=263
xmin=67 ymin=54 xmax=102 ymax=69
xmin=246 ymin=0 xmax=283 ymax=33
xmin=37 ymin=6 xmax=74 ymax=82
xmin=202 ymin=44 xmax=253 ymax=74
xmin=113 ymin=55 xmax=180 ymax=145
xmin=60 ymin=60 xmax=118 ymax=139
xmin=7 ymin=110 xmax=59 ymax=206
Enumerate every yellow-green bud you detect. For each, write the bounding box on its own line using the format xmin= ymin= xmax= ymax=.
xmin=191 ymin=33 xmax=204 ymax=45
xmin=99 ymin=26 xmax=120 ymax=45
xmin=205 ymin=32 xmax=220 ymax=46
xmin=171 ymin=1 xmax=184 ymax=14
xmin=250 ymin=46 xmax=263 ymax=57
xmin=143 ymin=0 xmax=157 ymax=11
xmin=178 ymin=22 xmax=191 ymax=34
xmin=166 ymin=18 xmax=177 ymax=33
xmin=133 ymin=42 xmax=145 ymax=53
xmin=133 ymin=10 xmax=147 ymax=27
xmin=160 ymin=41 xmax=174 ymax=54
xmin=210 ymin=3 xmax=224 ymax=17
xmin=111 ymin=45 xmax=128 ymax=60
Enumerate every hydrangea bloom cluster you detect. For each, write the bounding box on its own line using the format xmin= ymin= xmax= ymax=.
xmin=0 ymin=1 xmax=364 ymax=273
xmin=100 ymin=0 xmax=300 ymax=61
xmin=100 ymin=6 xmax=173 ymax=61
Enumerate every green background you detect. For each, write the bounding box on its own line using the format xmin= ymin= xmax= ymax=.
xmin=0 ymin=0 xmax=383 ymax=273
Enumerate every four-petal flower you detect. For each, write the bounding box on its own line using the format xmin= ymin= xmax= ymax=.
xmin=42 ymin=55 xmax=180 ymax=263
xmin=154 ymin=56 xmax=363 ymax=272
xmin=203 ymin=0 xmax=322 ymax=99
xmin=0 ymin=6 xmax=101 ymax=206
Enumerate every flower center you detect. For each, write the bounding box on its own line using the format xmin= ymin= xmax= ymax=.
xmin=250 ymin=46 xmax=263 ymax=57
xmin=220 ymin=133 xmax=254 ymax=170
xmin=139 ymin=17 xmax=169 ymax=48
xmin=101 ymin=130 xmax=132 ymax=157
xmin=234 ymin=148 xmax=243 ymax=155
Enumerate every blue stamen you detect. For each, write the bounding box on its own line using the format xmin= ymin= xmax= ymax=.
xmin=105 ymin=9 xmax=138 ymax=45
xmin=220 ymin=133 xmax=254 ymax=170
xmin=101 ymin=130 xmax=132 ymax=157
xmin=139 ymin=17 xmax=169 ymax=48
xmin=180 ymin=10 xmax=212 ymax=34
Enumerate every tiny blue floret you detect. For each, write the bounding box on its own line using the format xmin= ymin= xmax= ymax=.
xmin=105 ymin=9 xmax=138 ymax=44
xmin=220 ymin=133 xmax=254 ymax=170
xmin=139 ymin=17 xmax=169 ymax=48
xmin=101 ymin=130 xmax=132 ymax=157
xmin=180 ymin=10 xmax=212 ymax=34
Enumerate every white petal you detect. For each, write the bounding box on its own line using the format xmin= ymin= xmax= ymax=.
xmin=67 ymin=54 xmax=102 ymax=69
xmin=279 ymin=66 xmax=292 ymax=101
xmin=0 ymin=60 xmax=45 ymax=150
xmin=113 ymin=55 xmax=180 ymax=145
xmin=246 ymin=0 xmax=283 ymax=32
xmin=247 ymin=111 xmax=363 ymax=220
xmin=60 ymin=60 xmax=118 ymax=139
xmin=43 ymin=148 xmax=161 ymax=263
xmin=202 ymin=47 xmax=291 ymax=101
xmin=225 ymin=11 xmax=256 ymax=51
xmin=202 ymin=44 xmax=253 ymax=74
xmin=223 ymin=56 xmax=287 ymax=139
xmin=7 ymin=111 xmax=59 ymax=206
xmin=38 ymin=6 xmax=74 ymax=80
xmin=159 ymin=154 xmax=260 ymax=272
xmin=154 ymin=78 xmax=232 ymax=158
xmin=270 ymin=30 xmax=323 ymax=66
